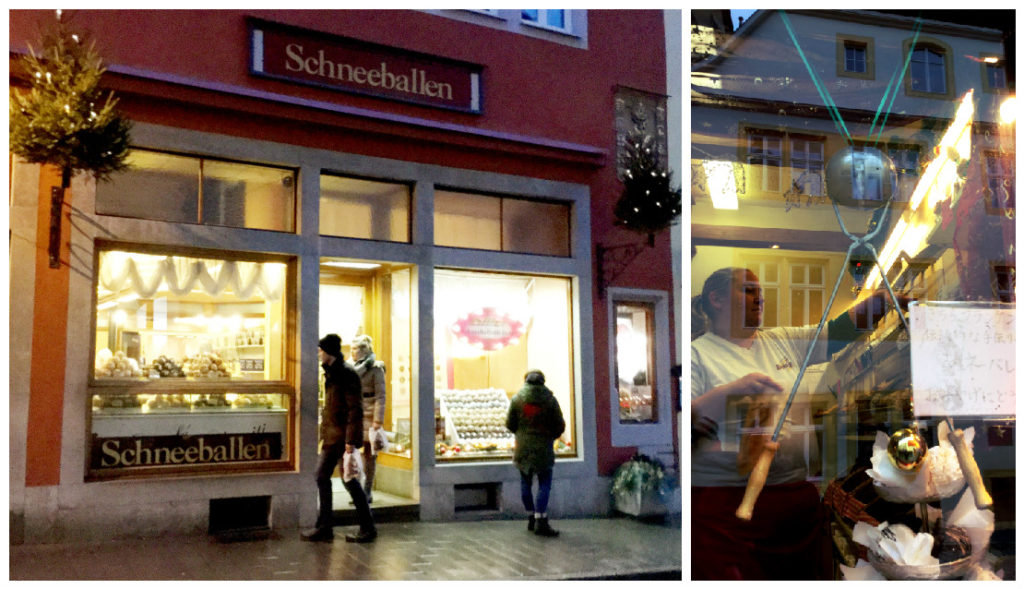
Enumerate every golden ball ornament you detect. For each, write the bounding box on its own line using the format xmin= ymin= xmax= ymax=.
xmin=825 ymin=146 xmax=898 ymax=207
xmin=887 ymin=428 xmax=928 ymax=471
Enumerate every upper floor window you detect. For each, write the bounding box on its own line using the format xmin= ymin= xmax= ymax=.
xmin=911 ymin=48 xmax=946 ymax=94
xmin=95 ymin=149 xmax=296 ymax=233
xmin=982 ymin=57 xmax=1009 ymax=94
xmin=845 ymin=43 xmax=866 ymax=73
xmin=886 ymin=144 xmax=922 ymax=203
xmin=904 ymin=38 xmax=955 ymax=99
xmin=428 ymin=9 xmax=586 ymax=48
xmin=746 ymin=132 xmax=783 ymax=192
xmin=836 ymin=34 xmax=874 ymax=80
xmin=985 ymin=151 xmax=1015 ymax=211
xmin=521 ymin=9 xmax=569 ymax=33
xmin=743 ymin=128 xmax=825 ymax=200
xmin=790 ymin=137 xmax=824 ymax=197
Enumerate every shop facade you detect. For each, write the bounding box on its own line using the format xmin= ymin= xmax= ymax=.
xmin=691 ymin=10 xmax=1014 ymax=580
xmin=9 ymin=9 xmax=681 ymax=543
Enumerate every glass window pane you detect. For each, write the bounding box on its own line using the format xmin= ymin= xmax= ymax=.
xmin=320 ymin=175 xmax=411 ymax=242
xmin=911 ymin=58 xmax=926 ymax=91
xmin=546 ymin=9 xmax=565 ymax=28
xmin=521 ymin=9 xmax=538 ymax=22
xmin=201 ymin=160 xmax=296 ymax=232
xmin=792 ymin=264 xmax=805 ymax=284
xmin=929 ymin=62 xmax=945 ymax=93
xmin=809 ymin=289 xmax=823 ymax=321
xmin=95 ymin=150 xmax=200 ymax=223
xmin=433 ymin=269 xmax=575 ymax=461
xmin=809 ymin=265 xmax=823 ymax=285
xmin=792 ymin=289 xmax=805 ymax=324
xmin=94 ymin=249 xmax=288 ymax=382
xmin=502 ymin=198 xmax=571 ymax=256
xmin=764 ymin=262 xmax=778 ymax=284
xmin=615 ymin=302 xmax=655 ymax=424
xmin=762 ymin=287 xmax=778 ymax=327
xmin=433 ymin=190 xmax=502 ymax=250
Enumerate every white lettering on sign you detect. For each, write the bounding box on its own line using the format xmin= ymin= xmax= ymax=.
xmin=283 ymin=44 xmax=454 ymax=100
xmin=910 ymin=302 xmax=1015 ymax=417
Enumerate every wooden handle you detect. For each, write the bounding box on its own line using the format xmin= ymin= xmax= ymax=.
xmin=735 ymin=440 xmax=779 ymax=521
xmin=948 ymin=428 xmax=993 ymax=510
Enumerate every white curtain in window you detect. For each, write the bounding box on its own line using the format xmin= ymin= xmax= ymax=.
xmin=99 ymin=252 xmax=284 ymax=301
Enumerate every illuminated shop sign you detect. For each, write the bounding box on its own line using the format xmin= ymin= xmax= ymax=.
xmin=91 ymin=433 xmax=283 ymax=469
xmin=249 ymin=19 xmax=483 ymax=113
xmin=450 ymin=307 xmax=525 ymax=351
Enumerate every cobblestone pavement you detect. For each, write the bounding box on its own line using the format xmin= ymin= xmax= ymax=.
xmin=9 ymin=516 xmax=682 ymax=580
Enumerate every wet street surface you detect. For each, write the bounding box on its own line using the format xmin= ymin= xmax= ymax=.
xmin=10 ymin=515 xmax=682 ymax=580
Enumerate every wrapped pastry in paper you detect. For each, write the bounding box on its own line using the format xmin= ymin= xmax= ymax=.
xmin=853 ymin=521 xmax=940 ymax=570
xmin=839 ymin=559 xmax=885 ymax=581
xmin=866 ymin=421 xmax=970 ymax=502
xmin=947 ymin=487 xmax=995 ymax=555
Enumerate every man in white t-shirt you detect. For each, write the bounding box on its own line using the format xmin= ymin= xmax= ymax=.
xmin=689 ymin=266 xmax=873 ymax=580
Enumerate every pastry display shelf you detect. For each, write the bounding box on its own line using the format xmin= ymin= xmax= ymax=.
xmin=437 ymin=388 xmax=514 ymax=448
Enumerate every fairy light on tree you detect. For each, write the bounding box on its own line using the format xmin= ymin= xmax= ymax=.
xmin=10 ymin=10 xmax=132 ymax=268
xmin=613 ymin=133 xmax=682 ymax=244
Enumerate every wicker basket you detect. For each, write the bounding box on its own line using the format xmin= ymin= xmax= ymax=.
xmin=868 ymin=548 xmax=984 ymax=580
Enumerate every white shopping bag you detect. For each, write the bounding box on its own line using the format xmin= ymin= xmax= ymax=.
xmin=342 ymin=449 xmax=364 ymax=484
xmin=370 ymin=427 xmax=390 ymax=455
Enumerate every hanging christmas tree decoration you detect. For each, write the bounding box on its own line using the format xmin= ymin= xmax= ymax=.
xmin=10 ymin=10 xmax=132 ymax=268
xmin=613 ymin=133 xmax=682 ymax=242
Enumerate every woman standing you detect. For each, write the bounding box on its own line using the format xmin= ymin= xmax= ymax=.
xmin=351 ymin=335 xmax=386 ymax=504
xmin=507 ymin=370 xmax=565 ymax=537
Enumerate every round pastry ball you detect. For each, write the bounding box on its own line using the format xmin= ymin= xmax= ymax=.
xmin=931 ymin=525 xmax=972 ymax=563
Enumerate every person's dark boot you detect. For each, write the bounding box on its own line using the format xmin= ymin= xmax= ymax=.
xmin=528 ymin=514 xmax=536 ymax=532
xmin=301 ymin=527 xmax=334 ymax=542
xmin=534 ymin=517 xmax=559 ymax=537
xmin=345 ymin=528 xmax=377 ymax=543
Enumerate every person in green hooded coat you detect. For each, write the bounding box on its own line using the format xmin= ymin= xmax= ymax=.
xmin=506 ymin=369 xmax=566 ymax=537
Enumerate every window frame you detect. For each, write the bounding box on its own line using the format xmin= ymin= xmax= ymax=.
xmin=95 ymin=147 xmax=298 ymax=233
xmin=607 ymin=287 xmax=673 ymax=448
xmin=983 ymin=150 xmax=1016 ymax=214
xmin=86 ymin=241 xmax=299 ymax=481
xmin=981 ymin=56 xmax=1009 ymax=95
xmin=521 ymin=9 xmax=571 ymax=34
xmin=836 ymin=34 xmax=875 ymax=81
xmin=903 ymin=37 xmax=955 ymax=100
xmin=432 ymin=188 xmax=572 ymax=257
xmin=318 ymin=172 xmax=413 ymax=243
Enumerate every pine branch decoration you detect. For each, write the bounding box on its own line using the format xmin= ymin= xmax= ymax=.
xmin=613 ymin=133 xmax=682 ymax=236
xmin=10 ymin=11 xmax=131 ymax=183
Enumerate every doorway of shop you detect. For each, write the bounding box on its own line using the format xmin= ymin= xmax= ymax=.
xmin=319 ymin=258 xmax=418 ymax=520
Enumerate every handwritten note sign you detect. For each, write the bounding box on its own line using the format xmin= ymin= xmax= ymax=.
xmin=910 ymin=302 xmax=1015 ymax=417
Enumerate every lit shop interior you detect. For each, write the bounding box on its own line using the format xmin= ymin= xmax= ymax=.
xmin=90 ymin=248 xmax=578 ymax=494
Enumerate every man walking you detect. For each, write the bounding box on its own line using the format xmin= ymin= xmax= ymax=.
xmin=302 ymin=334 xmax=377 ymax=543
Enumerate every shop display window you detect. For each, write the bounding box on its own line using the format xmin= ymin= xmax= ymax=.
xmin=433 ymin=269 xmax=576 ymax=460
xmin=614 ymin=302 xmax=656 ymax=423
xmin=433 ymin=189 xmax=571 ymax=256
xmin=95 ymin=149 xmax=296 ymax=232
xmin=320 ymin=175 xmax=411 ymax=242
xmin=89 ymin=247 xmax=294 ymax=479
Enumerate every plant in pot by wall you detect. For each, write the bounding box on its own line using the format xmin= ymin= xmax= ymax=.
xmin=611 ymin=453 xmax=670 ymax=517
